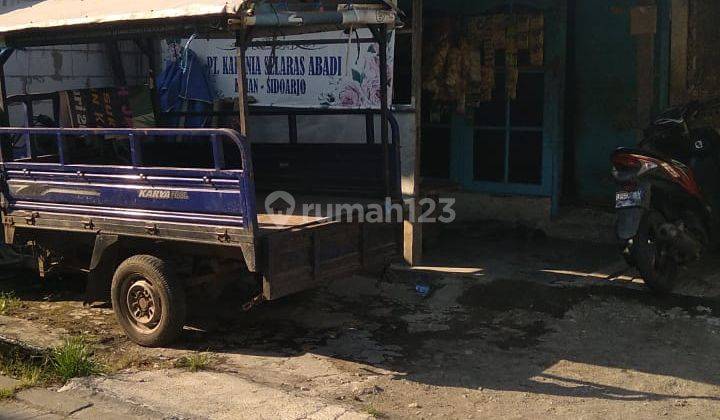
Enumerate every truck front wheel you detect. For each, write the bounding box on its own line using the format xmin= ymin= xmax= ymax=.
xmin=111 ymin=255 xmax=186 ymax=347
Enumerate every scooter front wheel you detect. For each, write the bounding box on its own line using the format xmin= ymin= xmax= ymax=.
xmin=633 ymin=211 xmax=678 ymax=294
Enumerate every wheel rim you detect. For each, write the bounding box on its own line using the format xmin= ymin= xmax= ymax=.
xmin=124 ymin=277 xmax=162 ymax=333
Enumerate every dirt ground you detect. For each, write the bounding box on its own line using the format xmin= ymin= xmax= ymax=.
xmin=3 ymin=222 xmax=720 ymax=419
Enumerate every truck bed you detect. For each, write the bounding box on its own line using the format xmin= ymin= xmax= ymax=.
xmin=255 ymin=194 xmax=399 ymax=299
xmin=256 ymin=194 xmax=382 ymax=232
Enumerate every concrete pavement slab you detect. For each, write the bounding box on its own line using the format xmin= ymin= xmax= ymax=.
xmin=65 ymin=369 xmax=371 ymax=420
xmin=15 ymin=388 xmax=92 ymax=416
xmin=0 ymin=400 xmax=64 ymax=420
xmin=0 ymin=315 xmax=65 ymax=355
xmin=0 ymin=375 xmax=20 ymax=390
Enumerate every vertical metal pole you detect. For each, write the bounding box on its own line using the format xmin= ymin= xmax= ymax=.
xmin=503 ymin=96 xmax=511 ymax=183
xmin=365 ymin=112 xmax=375 ymax=144
xmin=235 ymin=27 xmax=258 ymax=237
xmin=377 ymin=24 xmax=391 ymax=197
xmin=129 ymin=133 xmax=142 ymax=167
xmin=288 ymin=114 xmax=298 ymax=144
xmin=23 ymin=101 xmax=35 ymax=159
xmin=56 ymin=133 xmax=66 ymax=165
xmin=211 ymin=134 xmax=225 ymax=170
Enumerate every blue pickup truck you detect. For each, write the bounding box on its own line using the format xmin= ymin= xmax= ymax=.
xmin=0 ymin=122 xmax=400 ymax=346
xmin=0 ymin=0 xmax=402 ymax=347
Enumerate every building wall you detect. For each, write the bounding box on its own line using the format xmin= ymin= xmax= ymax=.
xmin=571 ymin=0 xmax=640 ymax=204
xmin=687 ymin=0 xmax=720 ymax=102
xmin=1 ymin=1 xmax=147 ymax=125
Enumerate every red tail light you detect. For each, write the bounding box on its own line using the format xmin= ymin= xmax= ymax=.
xmin=612 ymin=153 xmax=659 ymax=172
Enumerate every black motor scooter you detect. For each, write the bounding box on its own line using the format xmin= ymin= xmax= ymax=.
xmin=612 ymin=98 xmax=720 ymax=293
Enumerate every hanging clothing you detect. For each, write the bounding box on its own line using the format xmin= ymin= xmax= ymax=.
xmin=157 ymin=47 xmax=214 ymax=128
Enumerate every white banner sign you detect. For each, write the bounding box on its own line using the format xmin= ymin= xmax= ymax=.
xmin=164 ymin=29 xmax=394 ymax=109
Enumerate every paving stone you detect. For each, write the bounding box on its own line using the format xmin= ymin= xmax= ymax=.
xmin=0 ymin=400 xmax=64 ymax=420
xmin=0 ymin=315 xmax=66 ymax=354
xmin=15 ymin=388 xmax=93 ymax=416
xmin=69 ymin=405 xmax=139 ymax=420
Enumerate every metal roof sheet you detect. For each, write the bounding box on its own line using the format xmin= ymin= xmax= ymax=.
xmin=0 ymin=0 xmax=245 ymax=35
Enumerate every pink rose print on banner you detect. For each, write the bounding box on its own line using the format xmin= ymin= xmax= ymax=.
xmin=335 ymin=43 xmax=395 ymax=109
xmin=339 ymin=82 xmax=364 ymax=107
xmin=363 ymin=56 xmax=381 ymax=83
xmin=362 ymin=77 xmax=382 ymax=107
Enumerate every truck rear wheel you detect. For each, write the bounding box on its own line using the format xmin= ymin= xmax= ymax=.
xmin=111 ymin=255 xmax=186 ymax=347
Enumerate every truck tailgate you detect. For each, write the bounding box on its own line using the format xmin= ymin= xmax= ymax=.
xmin=259 ymin=221 xmax=398 ymax=300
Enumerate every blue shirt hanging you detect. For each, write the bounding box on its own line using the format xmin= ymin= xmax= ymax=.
xmin=157 ymin=44 xmax=215 ymax=128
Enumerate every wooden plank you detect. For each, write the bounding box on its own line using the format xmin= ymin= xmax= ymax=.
xmin=630 ymin=5 xmax=658 ymax=35
xmin=262 ymin=222 xmax=358 ymax=299
xmin=633 ymin=2 xmax=657 ymax=138
xmin=261 ymin=220 xmax=398 ymax=300
xmin=670 ymin=0 xmax=689 ymax=105
xmin=105 ymin=41 xmax=127 ymax=86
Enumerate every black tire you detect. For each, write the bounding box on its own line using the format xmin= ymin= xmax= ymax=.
xmin=633 ymin=212 xmax=678 ymax=294
xmin=111 ymin=255 xmax=186 ymax=347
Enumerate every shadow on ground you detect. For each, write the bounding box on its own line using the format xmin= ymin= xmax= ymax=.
xmin=3 ymin=221 xmax=720 ymax=410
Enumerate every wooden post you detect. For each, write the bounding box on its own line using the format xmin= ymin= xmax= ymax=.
xmin=134 ymin=39 xmax=163 ymax=126
xmin=377 ymin=25 xmax=391 ymax=198
xmin=236 ymin=29 xmax=251 ymax=138
xmin=105 ymin=41 xmax=127 ymax=86
xmin=670 ymin=0 xmax=689 ymax=105
xmin=403 ymin=0 xmax=423 ymax=266
xmin=631 ymin=3 xmax=657 ymax=138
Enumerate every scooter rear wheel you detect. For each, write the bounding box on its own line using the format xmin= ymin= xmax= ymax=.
xmin=633 ymin=211 xmax=678 ymax=294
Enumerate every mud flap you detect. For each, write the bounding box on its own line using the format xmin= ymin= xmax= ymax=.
xmin=616 ymin=208 xmax=645 ymax=240
xmin=85 ymin=234 xmax=119 ymax=304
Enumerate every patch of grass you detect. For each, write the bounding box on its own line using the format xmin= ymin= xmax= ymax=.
xmin=0 ymin=352 xmax=44 ymax=400
xmin=18 ymin=365 xmax=43 ymax=388
xmin=0 ymin=387 xmax=15 ymax=400
xmin=364 ymin=406 xmax=386 ymax=418
xmin=0 ymin=351 xmax=48 ymax=387
xmin=174 ymin=352 xmax=212 ymax=372
xmin=50 ymin=336 xmax=100 ymax=381
xmin=0 ymin=335 xmax=101 ymax=387
xmin=0 ymin=292 xmax=21 ymax=315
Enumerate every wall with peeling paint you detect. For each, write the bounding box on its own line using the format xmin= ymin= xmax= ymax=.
xmin=1 ymin=1 xmax=148 ymax=125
